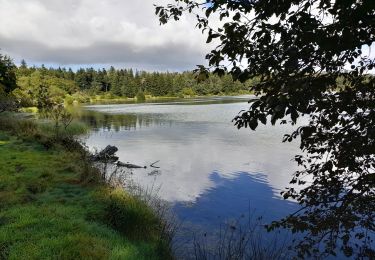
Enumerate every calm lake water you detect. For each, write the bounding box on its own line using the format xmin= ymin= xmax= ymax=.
xmin=75 ymin=96 xmax=302 ymax=257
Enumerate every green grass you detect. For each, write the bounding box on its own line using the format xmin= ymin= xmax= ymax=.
xmin=0 ymin=112 xmax=89 ymax=139
xmin=37 ymin=120 xmax=89 ymax=137
xmin=0 ymin=131 xmax=172 ymax=260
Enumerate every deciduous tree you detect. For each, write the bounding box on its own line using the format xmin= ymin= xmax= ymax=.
xmin=156 ymin=0 xmax=375 ymax=258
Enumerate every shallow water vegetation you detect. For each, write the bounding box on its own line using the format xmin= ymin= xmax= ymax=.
xmin=190 ymin=215 xmax=291 ymax=260
xmin=0 ymin=116 xmax=173 ymax=259
xmin=95 ymin=162 xmax=178 ymax=256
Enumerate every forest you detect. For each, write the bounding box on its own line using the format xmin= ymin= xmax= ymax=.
xmin=13 ymin=60 xmax=254 ymax=106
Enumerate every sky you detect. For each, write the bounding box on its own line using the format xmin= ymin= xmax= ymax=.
xmin=0 ymin=0 xmax=210 ymax=71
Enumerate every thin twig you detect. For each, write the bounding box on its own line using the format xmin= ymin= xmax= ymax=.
xmin=150 ymin=160 xmax=160 ymax=168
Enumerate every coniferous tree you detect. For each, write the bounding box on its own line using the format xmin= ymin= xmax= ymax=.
xmin=0 ymin=53 xmax=17 ymax=93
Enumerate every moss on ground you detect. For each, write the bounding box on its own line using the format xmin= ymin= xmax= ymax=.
xmin=0 ymin=132 xmax=171 ymax=260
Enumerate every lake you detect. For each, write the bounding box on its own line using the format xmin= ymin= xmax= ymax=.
xmin=75 ymin=96 xmax=301 ymax=258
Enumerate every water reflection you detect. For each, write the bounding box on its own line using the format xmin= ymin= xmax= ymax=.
xmin=74 ymin=97 xmax=304 ymax=256
xmin=174 ymin=171 xmax=298 ymax=229
xmin=173 ymin=171 xmax=298 ymax=258
xmin=77 ymin=98 xmax=300 ymax=203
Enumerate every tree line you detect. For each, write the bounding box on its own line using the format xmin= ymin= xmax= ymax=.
xmin=13 ymin=60 xmax=254 ymax=106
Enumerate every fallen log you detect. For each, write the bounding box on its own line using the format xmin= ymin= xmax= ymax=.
xmin=117 ymin=161 xmax=147 ymax=169
xmin=98 ymin=145 xmax=118 ymax=157
xmin=91 ymin=145 xmax=119 ymax=162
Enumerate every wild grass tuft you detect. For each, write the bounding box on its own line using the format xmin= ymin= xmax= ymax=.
xmin=103 ymin=188 xmax=160 ymax=240
xmin=190 ymin=214 xmax=291 ymax=260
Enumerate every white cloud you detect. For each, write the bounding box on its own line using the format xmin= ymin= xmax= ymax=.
xmin=0 ymin=0 xmax=210 ymax=70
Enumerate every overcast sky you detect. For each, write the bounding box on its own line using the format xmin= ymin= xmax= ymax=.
xmin=0 ymin=0 xmax=210 ymax=71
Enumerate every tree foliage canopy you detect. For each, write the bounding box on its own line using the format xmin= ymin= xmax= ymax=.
xmin=156 ymin=0 xmax=375 ymax=258
xmin=0 ymin=53 xmax=17 ymax=94
xmin=14 ymin=64 xmax=253 ymax=105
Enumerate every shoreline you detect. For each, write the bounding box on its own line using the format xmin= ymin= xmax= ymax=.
xmin=72 ymin=92 xmax=255 ymax=105
xmin=0 ymin=114 xmax=173 ymax=259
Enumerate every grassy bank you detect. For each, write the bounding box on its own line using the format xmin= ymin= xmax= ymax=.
xmin=0 ymin=114 xmax=172 ymax=259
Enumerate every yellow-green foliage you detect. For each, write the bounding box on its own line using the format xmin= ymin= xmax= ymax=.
xmin=71 ymin=92 xmax=91 ymax=104
xmin=0 ymin=131 xmax=171 ymax=260
xmin=64 ymin=95 xmax=74 ymax=105
xmin=136 ymin=91 xmax=146 ymax=102
xmin=180 ymin=87 xmax=196 ymax=97
xmin=15 ymin=71 xmax=79 ymax=106
xmin=19 ymin=107 xmax=38 ymax=113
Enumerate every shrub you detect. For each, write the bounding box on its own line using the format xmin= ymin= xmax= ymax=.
xmin=64 ymin=95 xmax=74 ymax=105
xmin=19 ymin=107 xmax=38 ymax=113
xmin=72 ymin=92 xmax=90 ymax=103
xmin=136 ymin=90 xmax=146 ymax=102
xmin=0 ymin=92 xmax=18 ymax=113
xmin=180 ymin=87 xmax=196 ymax=97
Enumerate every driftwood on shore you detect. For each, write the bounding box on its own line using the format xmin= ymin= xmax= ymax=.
xmin=92 ymin=145 xmax=160 ymax=171
xmin=117 ymin=161 xmax=147 ymax=169
xmin=91 ymin=145 xmax=119 ymax=162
